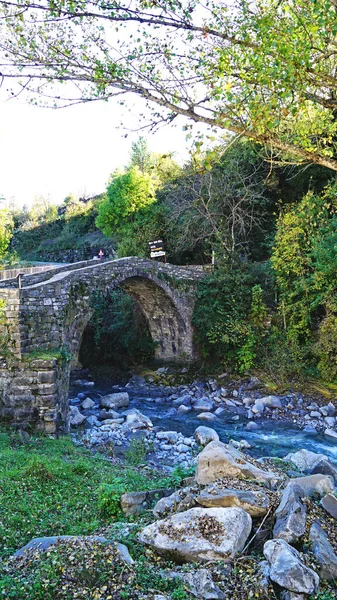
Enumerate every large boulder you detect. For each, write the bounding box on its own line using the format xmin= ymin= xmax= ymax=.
xmin=320 ymin=493 xmax=337 ymax=519
xmin=100 ymin=392 xmax=129 ymax=410
xmin=139 ymin=507 xmax=252 ymax=563
xmin=284 ymin=449 xmax=327 ymax=473
xmin=196 ymin=485 xmax=270 ymax=517
xmin=264 ymin=539 xmax=319 ymax=594
xmin=290 ymin=474 xmax=334 ymax=498
xmin=309 ymin=521 xmax=337 ymax=580
xmin=259 ymin=395 xmax=283 ymax=409
xmin=273 ymin=483 xmax=306 ymax=544
xmin=195 ymin=441 xmax=279 ymax=487
xmin=194 ymin=426 xmax=219 ymax=446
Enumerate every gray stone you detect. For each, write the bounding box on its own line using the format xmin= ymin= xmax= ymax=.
xmin=197 ymin=412 xmax=217 ymax=421
xmin=100 ymin=392 xmax=130 ymax=410
xmin=153 ymin=487 xmax=198 ymax=518
xmin=284 ymin=449 xmax=327 ymax=473
xmin=177 ymin=404 xmax=191 ymax=414
xmin=290 ymin=474 xmax=334 ymax=498
xmin=195 ymin=441 xmax=279 ymax=487
xmin=123 ymin=408 xmax=153 ymax=429
xmin=214 ymin=407 xmax=226 ymax=417
xmin=273 ymin=483 xmax=306 ymax=543
xmin=13 ymin=535 xmax=108 ymax=558
xmin=324 ymin=428 xmax=337 ymax=442
xmin=156 ymin=431 xmax=179 ymax=443
xmin=309 ymin=521 xmax=337 ymax=580
xmin=320 ymin=493 xmax=337 ymax=519
xmin=311 ymin=459 xmax=337 ymax=484
xmin=263 ymin=539 xmax=319 ymax=594
xmin=81 ymin=397 xmax=95 ymax=410
xmin=172 ymin=395 xmax=191 ymax=407
xmin=193 ymin=398 xmax=215 ymax=412
xmin=121 ymin=488 xmax=174 ymax=516
xmin=86 ymin=415 xmax=100 ymax=427
xmin=183 ymin=569 xmax=225 ymax=599
xmin=259 ymin=395 xmax=283 ymax=409
xmin=98 ymin=409 xmax=121 ymax=420
xmin=245 ymin=421 xmax=259 ymax=431
xmin=139 ymin=507 xmax=252 ymax=563
xmin=252 ymin=402 xmax=265 ymax=415
xmin=69 ymin=406 xmax=86 ymax=426
xmin=194 ymin=426 xmax=219 ymax=445
xmin=196 ymin=485 xmax=269 ymax=517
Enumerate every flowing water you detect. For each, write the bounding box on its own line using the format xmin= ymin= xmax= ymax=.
xmin=70 ymin=379 xmax=337 ymax=463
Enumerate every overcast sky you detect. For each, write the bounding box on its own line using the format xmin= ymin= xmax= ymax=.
xmin=0 ymin=94 xmax=200 ymax=208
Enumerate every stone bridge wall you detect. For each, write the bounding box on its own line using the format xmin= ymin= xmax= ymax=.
xmin=0 ymin=258 xmax=205 ymax=432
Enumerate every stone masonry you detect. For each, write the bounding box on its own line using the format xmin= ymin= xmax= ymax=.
xmin=0 ymin=258 xmax=205 ymax=432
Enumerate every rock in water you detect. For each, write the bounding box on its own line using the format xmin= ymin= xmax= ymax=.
xmin=122 ymin=408 xmax=153 ymax=429
xmin=100 ymin=392 xmax=129 ymax=410
xmin=273 ymin=483 xmax=307 ymax=544
xmin=139 ymin=507 xmax=252 ymax=563
xmin=264 ymin=539 xmax=319 ymax=594
xmin=309 ymin=521 xmax=337 ymax=580
xmin=195 ymin=441 xmax=279 ymax=487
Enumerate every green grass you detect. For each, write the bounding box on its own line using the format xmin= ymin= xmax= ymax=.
xmin=0 ymin=428 xmax=177 ymax=560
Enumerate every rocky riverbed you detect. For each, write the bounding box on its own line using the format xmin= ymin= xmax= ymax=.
xmin=68 ymin=368 xmax=337 ymax=468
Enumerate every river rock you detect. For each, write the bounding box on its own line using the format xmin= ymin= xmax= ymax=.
xmin=69 ymin=406 xmax=86 ymax=426
xmin=195 ymin=441 xmax=279 ymax=487
xmin=157 ymin=431 xmax=179 ymax=444
xmin=311 ymin=459 xmax=337 ymax=484
xmin=139 ymin=507 xmax=252 ymax=563
xmin=290 ymin=474 xmax=334 ymax=497
xmin=284 ymin=449 xmax=326 ymax=473
xmin=178 ymin=404 xmax=191 ymax=414
xmin=98 ymin=409 xmax=121 ymax=420
xmin=309 ymin=521 xmax=337 ymax=580
xmin=100 ymin=392 xmax=129 ymax=410
xmin=245 ymin=421 xmax=259 ymax=431
xmin=172 ymin=395 xmax=191 ymax=407
xmin=197 ymin=412 xmax=217 ymax=422
xmin=193 ymin=398 xmax=215 ymax=412
xmin=263 ymin=539 xmax=319 ymax=594
xmin=259 ymin=395 xmax=283 ymax=409
xmin=81 ymin=397 xmax=95 ymax=410
xmin=273 ymin=483 xmax=306 ymax=543
xmin=123 ymin=408 xmax=153 ymax=429
xmin=320 ymin=493 xmax=337 ymax=519
xmin=194 ymin=426 xmax=219 ymax=446
xmin=196 ymin=485 xmax=269 ymax=517
xmin=324 ymin=428 xmax=337 ymax=442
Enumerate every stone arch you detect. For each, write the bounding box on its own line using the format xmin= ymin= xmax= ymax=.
xmin=62 ymin=270 xmax=195 ymax=367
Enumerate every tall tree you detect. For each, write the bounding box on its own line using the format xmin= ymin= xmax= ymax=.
xmin=1 ymin=1 xmax=337 ymax=170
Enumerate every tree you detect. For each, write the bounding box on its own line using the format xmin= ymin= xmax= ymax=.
xmin=0 ymin=207 xmax=14 ymax=258
xmin=1 ymin=1 xmax=337 ymax=170
xmin=162 ymin=141 xmax=268 ymax=261
xmin=96 ymin=167 xmax=157 ymax=235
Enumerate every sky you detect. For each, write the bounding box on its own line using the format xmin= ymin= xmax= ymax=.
xmin=0 ymin=94 xmax=202 ymax=208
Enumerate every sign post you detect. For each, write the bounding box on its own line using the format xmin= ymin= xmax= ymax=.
xmin=148 ymin=240 xmax=166 ymax=262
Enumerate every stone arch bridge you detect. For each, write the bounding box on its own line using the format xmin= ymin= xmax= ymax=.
xmin=0 ymin=258 xmax=205 ymax=432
